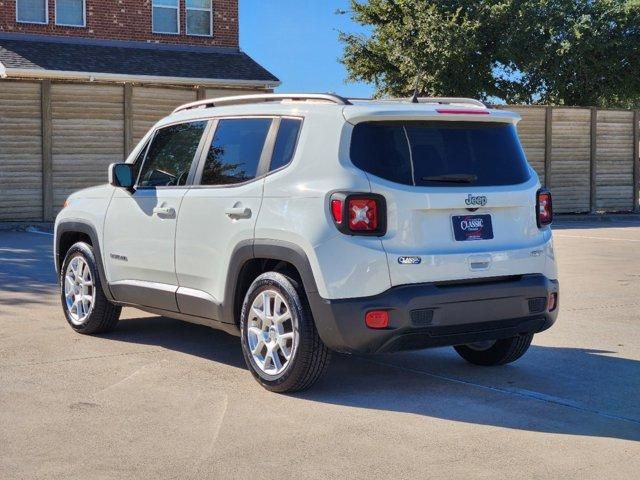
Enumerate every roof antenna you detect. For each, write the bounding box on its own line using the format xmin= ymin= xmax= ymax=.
xmin=411 ymin=68 xmax=422 ymax=103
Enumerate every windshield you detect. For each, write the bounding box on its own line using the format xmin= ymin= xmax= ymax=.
xmin=350 ymin=121 xmax=531 ymax=187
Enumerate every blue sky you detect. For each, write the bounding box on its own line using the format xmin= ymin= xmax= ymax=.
xmin=239 ymin=0 xmax=375 ymax=97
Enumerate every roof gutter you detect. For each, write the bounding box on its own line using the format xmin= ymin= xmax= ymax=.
xmin=1 ymin=67 xmax=281 ymax=89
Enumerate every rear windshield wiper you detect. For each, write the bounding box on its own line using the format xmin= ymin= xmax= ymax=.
xmin=421 ymin=174 xmax=478 ymax=184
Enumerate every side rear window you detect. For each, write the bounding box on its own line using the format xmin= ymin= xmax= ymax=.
xmin=200 ymin=118 xmax=272 ymax=186
xmin=350 ymin=121 xmax=530 ymax=187
xmin=138 ymin=121 xmax=206 ymax=187
xmin=269 ymin=118 xmax=302 ymax=172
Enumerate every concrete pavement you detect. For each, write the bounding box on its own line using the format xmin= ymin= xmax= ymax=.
xmin=1 ymin=222 xmax=639 ymax=479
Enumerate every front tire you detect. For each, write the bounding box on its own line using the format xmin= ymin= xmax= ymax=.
xmin=60 ymin=242 xmax=121 ymax=334
xmin=240 ymin=272 xmax=331 ymax=393
xmin=454 ymin=334 xmax=534 ymax=366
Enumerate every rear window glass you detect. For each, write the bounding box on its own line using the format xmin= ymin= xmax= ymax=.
xmin=350 ymin=121 xmax=530 ymax=187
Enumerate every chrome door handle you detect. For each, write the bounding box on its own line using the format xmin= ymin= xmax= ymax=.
xmin=153 ymin=206 xmax=176 ymax=218
xmin=225 ymin=207 xmax=252 ymax=219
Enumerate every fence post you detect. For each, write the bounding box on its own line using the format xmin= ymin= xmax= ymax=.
xmin=634 ymin=110 xmax=639 ymax=213
xmin=590 ymin=107 xmax=598 ymax=213
xmin=197 ymin=86 xmax=206 ymax=100
xmin=544 ymin=106 xmax=553 ymax=188
xmin=124 ymin=83 xmax=134 ymax=157
xmin=41 ymin=80 xmax=53 ymax=222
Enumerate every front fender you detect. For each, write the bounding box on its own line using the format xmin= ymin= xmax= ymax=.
xmin=55 ymin=220 xmax=114 ymax=302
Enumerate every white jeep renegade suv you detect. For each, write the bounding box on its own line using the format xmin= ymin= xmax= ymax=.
xmin=54 ymin=93 xmax=559 ymax=392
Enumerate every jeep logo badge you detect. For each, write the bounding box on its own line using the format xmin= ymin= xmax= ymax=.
xmin=465 ymin=194 xmax=487 ymax=207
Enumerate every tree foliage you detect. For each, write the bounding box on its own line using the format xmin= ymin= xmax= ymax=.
xmin=339 ymin=0 xmax=640 ymax=106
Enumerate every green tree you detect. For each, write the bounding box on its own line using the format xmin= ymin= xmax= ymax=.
xmin=339 ymin=0 xmax=640 ymax=106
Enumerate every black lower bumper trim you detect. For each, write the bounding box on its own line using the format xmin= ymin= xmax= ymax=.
xmin=379 ymin=316 xmax=548 ymax=353
xmin=308 ymin=274 xmax=559 ymax=354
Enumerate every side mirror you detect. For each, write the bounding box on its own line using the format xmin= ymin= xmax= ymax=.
xmin=108 ymin=163 xmax=135 ymax=189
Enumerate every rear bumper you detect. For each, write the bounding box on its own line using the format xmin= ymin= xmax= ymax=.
xmin=308 ymin=274 xmax=559 ymax=354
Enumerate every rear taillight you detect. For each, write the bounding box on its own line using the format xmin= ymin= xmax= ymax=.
xmin=330 ymin=193 xmax=386 ymax=236
xmin=349 ymin=198 xmax=378 ymax=231
xmin=536 ymin=189 xmax=553 ymax=227
xmin=330 ymin=199 xmax=343 ymax=224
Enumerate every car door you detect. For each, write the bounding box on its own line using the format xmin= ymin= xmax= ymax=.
xmin=103 ymin=120 xmax=210 ymax=312
xmin=175 ymin=117 xmax=279 ymax=320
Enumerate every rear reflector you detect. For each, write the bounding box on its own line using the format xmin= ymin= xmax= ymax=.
xmin=548 ymin=292 xmax=558 ymax=312
xmin=436 ymin=109 xmax=489 ymax=115
xmin=365 ymin=310 xmax=389 ymax=329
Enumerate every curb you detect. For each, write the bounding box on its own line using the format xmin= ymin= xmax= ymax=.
xmin=554 ymin=214 xmax=640 ymax=224
xmin=0 ymin=222 xmax=54 ymax=233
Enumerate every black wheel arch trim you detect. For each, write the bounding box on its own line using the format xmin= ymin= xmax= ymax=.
xmin=55 ymin=220 xmax=115 ymax=302
xmin=222 ymin=239 xmax=321 ymax=325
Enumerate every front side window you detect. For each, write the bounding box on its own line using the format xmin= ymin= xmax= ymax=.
xmin=186 ymin=0 xmax=212 ymax=36
xmin=200 ymin=118 xmax=272 ymax=186
xmin=56 ymin=0 xmax=85 ymax=26
xmin=152 ymin=0 xmax=179 ymax=34
xmin=350 ymin=121 xmax=531 ymax=187
xmin=130 ymin=139 xmax=151 ymax=181
xmin=138 ymin=121 xmax=206 ymax=188
xmin=17 ymin=0 xmax=48 ymax=24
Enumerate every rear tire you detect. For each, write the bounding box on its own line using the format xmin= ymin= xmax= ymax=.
xmin=240 ymin=272 xmax=331 ymax=393
xmin=454 ymin=334 xmax=533 ymax=366
xmin=60 ymin=242 xmax=121 ymax=334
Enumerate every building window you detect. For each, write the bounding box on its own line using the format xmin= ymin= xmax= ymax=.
xmin=152 ymin=0 xmax=179 ymax=35
xmin=186 ymin=0 xmax=212 ymax=36
xmin=16 ymin=0 xmax=48 ymax=24
xmin=56 ymin=0 xmax=85 ymax=27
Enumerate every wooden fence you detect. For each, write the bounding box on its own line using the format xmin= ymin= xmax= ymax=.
xmin=1 ymin=81 xmax=639 ymax=221
xmin=0 ymin=79 xmax=262 ymax=222
xmin=503 ymin=106 xmax=640 ymax=213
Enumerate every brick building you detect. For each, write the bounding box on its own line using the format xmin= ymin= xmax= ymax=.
xmin=1 ymin=0 xmax=240 ymax=47
xmin=0 ymin=0 xmax=279 ymax=221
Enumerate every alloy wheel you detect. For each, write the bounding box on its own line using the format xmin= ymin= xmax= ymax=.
xmin=64 ymin=256 xmax=95 ymax=325
xmin=246 ymin=289 xmax=297 ymax=376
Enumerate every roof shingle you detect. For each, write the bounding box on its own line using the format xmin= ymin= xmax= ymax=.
xmin=0 ymin=36 xmax=279 ymax=84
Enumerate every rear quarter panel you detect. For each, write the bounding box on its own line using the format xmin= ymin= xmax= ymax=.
xmin=256 ymin=113 xmax=392 ymax=299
